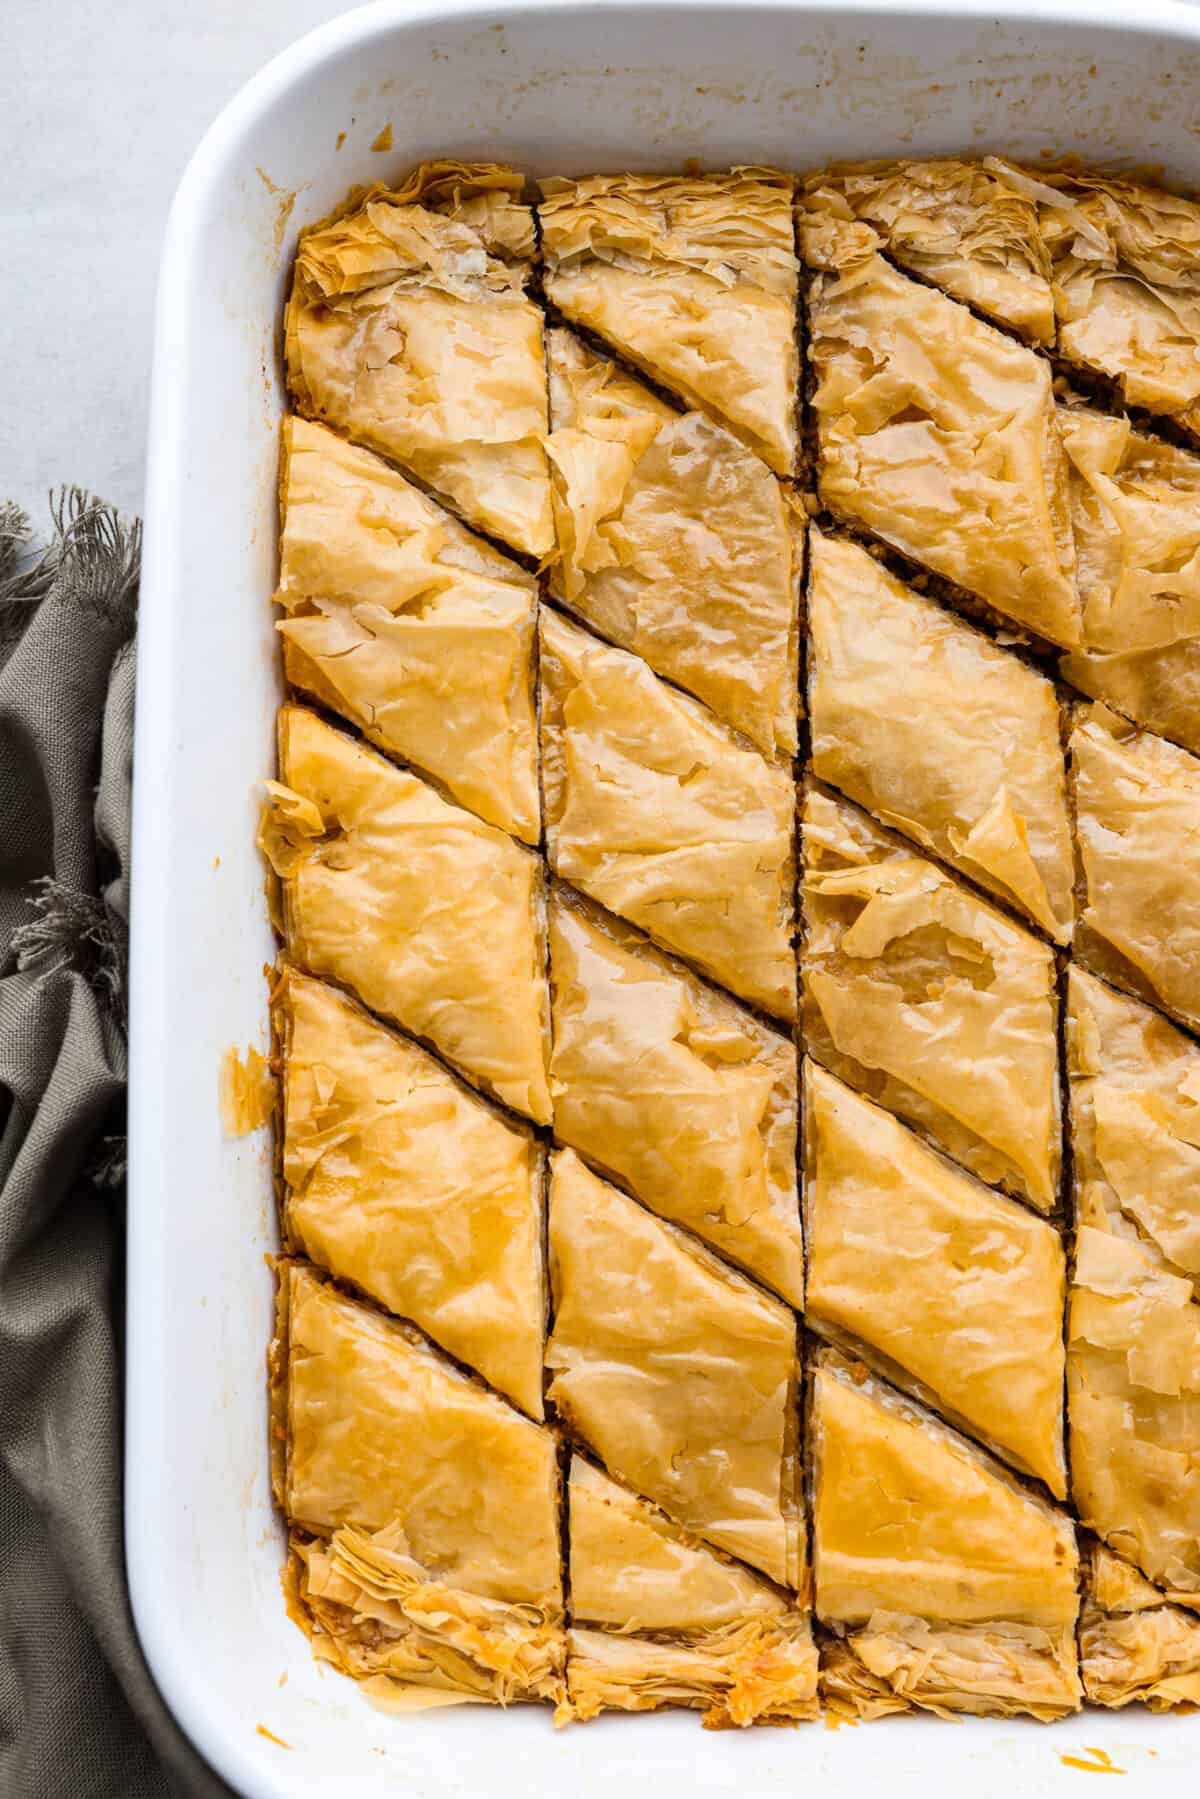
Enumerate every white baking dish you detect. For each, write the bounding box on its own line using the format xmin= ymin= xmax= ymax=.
xmin=129 ymin=2 xmax=1200 ymax=1793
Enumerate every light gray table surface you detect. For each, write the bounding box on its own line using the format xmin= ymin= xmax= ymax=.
xmin=0 ymin=0 xmax=353 ymax=526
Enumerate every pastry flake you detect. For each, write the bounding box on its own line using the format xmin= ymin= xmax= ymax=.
xmin=808 ymin=530 xmax=1074 ymax=941
xmin=799 ymin=158 xmax=1055 ymax=342
xmin=807 ymin=237 xmax=1081 ymax=648
xmin=545 ymin=329 xmax=801 ymax=755
xmin=1080 ymin=1540 xmax=1200 ymax=1710
xmin=565 ymin=1459 xmax=817 ymax=1727
xmin=274 ymin=1262 xmax=563 ymax=1703
xmin=539 ymin=170 xmax=799 ymax=475
xmin=285 ymin=162 xmax=553 ymax=557
xmin=275 ymin=968 xmax=545 ymax=1417
xmin=546 ymin=887 xmax=802 ymax=1304
xmin=801 ymin=783 xmax=1061 ymax=1211
xmin=1071 ymin=706 xmax=1200 ymax=1035
xmin=546 ymin=1149 xmax=802 ymax=1587
xmin=259 ymin=706 xmax=551 ymax=1122
xmin=811 ymin=1352 xmax=1081 ymax=1720
xmin=1058 ymin=406 xmax=1200 ymax=757
xmin=804 ymin=1061 xmax=1067 ymax=1494
xmin=539 ymin=607 xmax=796 ymax=1017
xmin=276 ymin=417 xmax=539 ymax=842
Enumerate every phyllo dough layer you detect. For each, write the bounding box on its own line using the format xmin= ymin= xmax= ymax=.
xmin=276 ymin=417 xmax=539 ymax=842
xmin=798 ymin=158 xmax=1055 ymax=343
xmin=539 ymin=170 xmax=800 ymax=475
xmin=565 ymin=1458 xmax=817 ymax=1727
xmin=1071 ymin=706 xmax=1200 ymax=1035
xmin=806 ymin=234 xmax=1081 ymax=649
xmin=811 ymin=1353 xmax=1081 ymax=1721
xmin=804 ymin=1062 xmax=1067 ymax=1493
xmin=285 ymin=162 xmax=553 ymax=556
xmin=273 ymin=1262 xmax=563 ymax=1703
xmin=801 ymin=784 xmax=1061 ymax=1211
xmin=540 ymin=608 xmax=796 ymax=1017
xmin=1059 ymin=408 xmax=1200 ymax=757
xmin=546 ymin=887 xmax=802 ymax=1304
xmin=1035 ymin=168 xmax=1200 ymax=439
xmin=1066 ymin=976 xmax=1200 ymax=1603
xmin=274 ymin=968 xmax=545 ymax=1417
xmin=545 ymin=330 xmax=801 ymax=755
xmin=259 ymin=706 xmax=551 ymax=1122
xmin=1080 ymin=1542 xmax=1200 ymax=1710
xmin=808 ymin=531 xmax=1074 ymax=941
xmin=546 ymin=1150 xmax=802 ymax=1588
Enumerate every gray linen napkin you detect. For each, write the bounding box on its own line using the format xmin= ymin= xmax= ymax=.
xmin=0 ymin=497 xmax=235 ymax=1798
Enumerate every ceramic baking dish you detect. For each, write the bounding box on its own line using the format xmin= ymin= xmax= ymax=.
xmin=129 ymin=2 xmax=1200 ymax=1792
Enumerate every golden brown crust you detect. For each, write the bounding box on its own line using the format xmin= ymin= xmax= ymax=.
xmin=1080 ymin=1543 xmax=1200 ymax=1710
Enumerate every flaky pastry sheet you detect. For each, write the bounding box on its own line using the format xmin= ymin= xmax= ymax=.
xmin=285 ymin=162 xmax=552 ymax=556
xmin=808 ymin=531 xmax=1073 ymax=941
xmin=539 ymin=170 xmax=799 ymax=475
xmin=807 ymin=234 xmax=1080 ymax=648
xmin=546 ymin=1150 xmax=802 ymax=1588
xmin=540 ymin=608 xmax=795 ymax=1017
xmin=801 ymin=784 xmax=1061 ymax=1210
xmin=804 ymin=1062 xmax=1067 ymax=1493
xmin=259 ymin=706 xmax=551 ymax=1122
xmin=1080 ymin=1541 xmax=1200 ymax=1710
xmin=545 ymin=330 xmax=801 ymax=755
xmin=274 ymin=969 xmax=545 ymax=1417
xmin=276 ymin=416 xmax=539 ymax=842
xmin=546 ymin=887 xmax=802 ymax=1303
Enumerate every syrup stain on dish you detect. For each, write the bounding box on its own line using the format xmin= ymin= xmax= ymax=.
xmin=255 ymin=1724 xmax=292 ymax=1750
xmin=255 ymin=168 xmax=298 ymax=256
xmin=1060 ymin=1748 xmax=1126 ymax=1775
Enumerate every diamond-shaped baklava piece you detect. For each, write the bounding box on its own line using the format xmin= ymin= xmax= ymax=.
xmin=1079 ymin=1542 xmax=1200 ymax=1710
xmin=540 ymin=608 xmax=795 ymax=1017
xmin=801 ymin=784 xmax=1061 ymax=1211
xmin=1066 ymin=967 xmax=1200 ymax=1604
xmin=806 ymin=234 xmax=1081 ymax=649
xmin=285 ymin=162 xmax=552 ymax=556
xmin=539 ymin=171 xmax=800 ymax=475
xmin=1036 ymin=169 xmax=1200 ymax=440
xmin=798 ymin=158 xmax=1055 ymax=342
xmin=804 ymin=1062 xmax=1067 ymax=1493
xmin=259 ymin=706 xmax=551 ymax=1122
xmin=808 ymin=531 xmax=1073 ymax=941
xmin=565 ymin=1457 xmax=818 ymax=1727
xmin=546 ymin=1150 xmax=802 ymax=1587
xmin=1058 ymin=407 xmax=1200 ymax=757
xmin=812 ymin=1352 xmax=1081 ymax=1721
xmin=546 ymin=888 xmax=802 ymax=1303
xmin=1071 ymin=706 xmax=1200 ymax=1035
xmin=273 ymin=1263 xmax=563 ymax=1703
xmin=274 ymin=969 xmax=545 ymax=1417
xmin=544 ymin=330 xmax=801 ymax=756
xmin=275 ymin=417 xmax=539 ymax=842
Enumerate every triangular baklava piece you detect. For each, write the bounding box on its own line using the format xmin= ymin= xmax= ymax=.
xmin=259 ymin=706 xmax=551 ymax=1122
xmin=276 ymin=417 xmax=539 ymax=842
xmin=1080 ymin=1541 xmax=1200 ymax=1709
xmin=285 ymin=162 xmax=552 ymax=556
xmin=274 ymin=969 xmax=545 ymax=1417
xmin=540 ymin=608 xmax=795 ymax=1017
xmin=806 ymin=230 xmax=1081 ymax=648
xmin=539 ymin=170 xmax=800 ymax=475
xmin=273 ymin=1263 xmax=563 ymax=1703
xmin=808 ymin=530 xmax=1073 ymax=941
xmin=565 ymin=1457 xmax=817 ymax=1727
xmin=546 ymin=887 xmax=802 ymax=1303
xmin=804 ymin=1061 xmax=1067 ymax=1493
xmin=1071 ymin=705 xmax=1200 ymax=1035
xmin=812 ymin=1352 xmax=1081 ymax=1720
xmin=798 ymin=158 xmax=1055 ymax=343
xmin=546 ymin=1149 xmax=802 ymax=1587
xmin=544 ymin=329 xmax=801 ymax=755
xmin=1066 ymin=967 xmax=1200 ymax=1604
xmin=801 ymin=783 xmax=1061 ymax=1211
